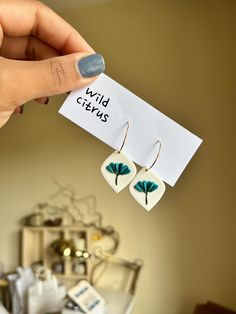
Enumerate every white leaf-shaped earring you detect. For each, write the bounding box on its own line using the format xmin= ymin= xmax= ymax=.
xmin=129 ymin=140 xmax=166 ymax=211
xmin=101 ymin=121 xmax=137 ymax=193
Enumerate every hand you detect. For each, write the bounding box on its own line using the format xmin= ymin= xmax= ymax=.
xmin=0 ymin=0 xmax=105 ymax=128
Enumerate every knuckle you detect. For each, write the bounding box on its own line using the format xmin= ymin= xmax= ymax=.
xmin=33 ymin=0 xmax=45 ymax=10
xmin=49 ymin=58 xmax=68 ymax=93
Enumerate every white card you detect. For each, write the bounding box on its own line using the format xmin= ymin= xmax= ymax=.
xmin=59 ymin=74 xmax=202 ymax=186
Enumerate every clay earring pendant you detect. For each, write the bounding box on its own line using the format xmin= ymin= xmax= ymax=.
xmin=129 ymin=140 xmax=165 ymax=211
xmin=101 ymin=122 xmax=137 ymax=193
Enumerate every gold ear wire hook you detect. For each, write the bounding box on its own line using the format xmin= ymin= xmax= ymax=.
xmin=118 ymin=121 xmax=130 ymax=153
xmin=147 ymin=140 xmax=162 ymax=171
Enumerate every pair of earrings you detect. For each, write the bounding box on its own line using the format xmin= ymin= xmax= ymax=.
xmin=101 ymin=122 xmax=166 ymax=211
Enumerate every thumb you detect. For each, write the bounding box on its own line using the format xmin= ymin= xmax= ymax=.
xmin=9 ymin=52 xmax=105 ymax=103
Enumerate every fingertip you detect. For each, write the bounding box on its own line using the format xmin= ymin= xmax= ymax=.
xmin=14 ymin=105 xmax=24 ymax=115
xmin=35 ymin=97 xmax=49 ymax=105
xmin=76 ymin=53 xmax=105 ymax=78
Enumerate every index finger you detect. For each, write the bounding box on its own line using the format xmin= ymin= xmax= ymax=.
xmin=0 ymin=0 xmax=94 ymax=54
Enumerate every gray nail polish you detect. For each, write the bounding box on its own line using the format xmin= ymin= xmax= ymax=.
xmin=78 ymin=53 xmax=105 ymax=78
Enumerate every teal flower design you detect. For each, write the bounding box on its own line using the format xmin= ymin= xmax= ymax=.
xmin=106 ymin=162 xmax=131 ymax=186
xmin=134 ymin=180 xmax=158 ymax=205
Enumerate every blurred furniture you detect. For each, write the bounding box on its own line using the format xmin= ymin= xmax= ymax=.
xmin=193 ymin=302 xmax=236 ymax=314
xmin=0 ymin=303 xmax=9 ymax=314
xmin=0 ymin=278 xmax=11 ymax=312
xmin=90 ymin=253 xmax=143 ymax=314
xmin=22 ymin=226 xmax=92 ymax=282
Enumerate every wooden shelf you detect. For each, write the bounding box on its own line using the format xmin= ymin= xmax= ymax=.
xmin=54 ymin=273 xmax=88 ymax=280
xmin=22 ymin=226 xmax=92 ymax=282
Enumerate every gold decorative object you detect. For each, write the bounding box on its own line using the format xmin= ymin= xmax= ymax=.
xmin=51 ymin=239 xmax=74 ymax=258
xmin=92 ymin=232 xmax=103 ymax=241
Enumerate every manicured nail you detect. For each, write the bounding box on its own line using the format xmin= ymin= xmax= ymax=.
xmin=20 ymin=105 xmax=24 ymax=114
xmin=44 ymin=97 xmax=49 ymax=105
xmin=77 ymin=53 xmax=105 ymax=78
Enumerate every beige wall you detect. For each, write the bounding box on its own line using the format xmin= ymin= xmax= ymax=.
xmin=0 ymin=0 xmax=236 ymax=313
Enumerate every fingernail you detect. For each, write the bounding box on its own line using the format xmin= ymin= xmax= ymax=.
xmin=44 ymin=97 xmax=49 ymax=105
xmin=20 ymin=105 xmax=24 ymax=114
xmin=77 ymin=53 xmax=105 ymax=78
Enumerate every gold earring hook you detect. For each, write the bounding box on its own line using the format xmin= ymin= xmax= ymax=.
xmin=118 ymin=121 xmax=130 ymax=153
xmin=147 ymin=140 xmax=162 ymax=170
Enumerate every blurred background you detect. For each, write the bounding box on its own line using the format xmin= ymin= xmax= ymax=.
xmin=0 ymin=0 xmax=236 ymax=313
